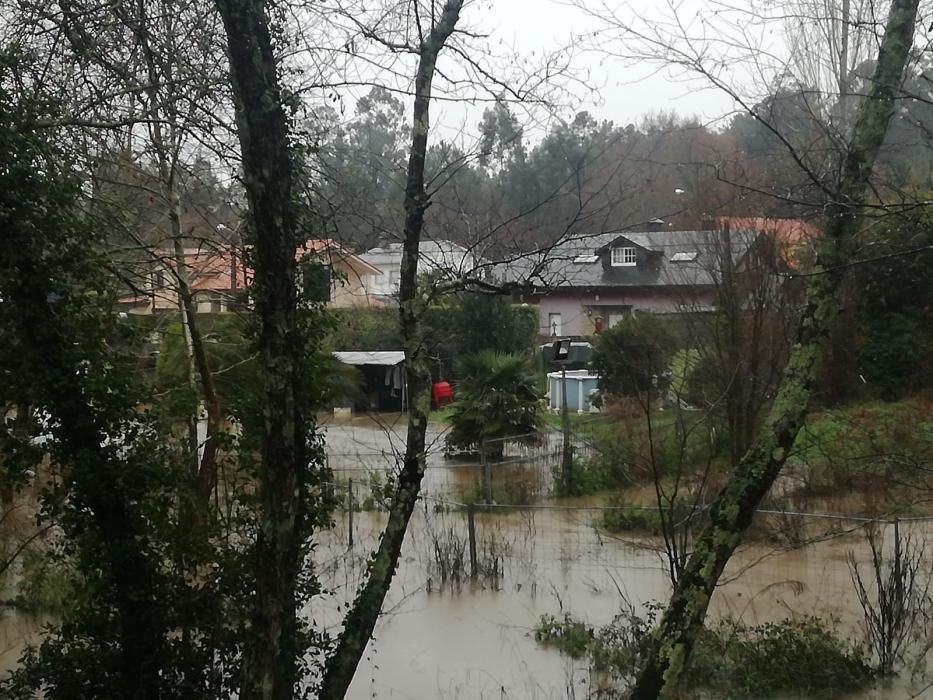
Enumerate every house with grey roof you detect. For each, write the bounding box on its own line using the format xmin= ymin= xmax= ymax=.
xmin=496 ymin=226 xmax=768 ymax=338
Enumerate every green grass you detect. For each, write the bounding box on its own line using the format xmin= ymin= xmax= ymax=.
xmin=791 ymin=397 xmax=933 ymax=495
xmin=428 ymin=405 xmax=455 ymax=423
xmin=542 ymin=412 xmax=609 ymax=433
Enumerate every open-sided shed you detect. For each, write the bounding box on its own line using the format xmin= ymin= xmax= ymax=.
xmin=333 ymin=351 xmax=407 ymax=413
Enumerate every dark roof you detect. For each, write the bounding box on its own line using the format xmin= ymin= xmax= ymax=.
xmin=495 ymin=229 xmax=762 ymax=290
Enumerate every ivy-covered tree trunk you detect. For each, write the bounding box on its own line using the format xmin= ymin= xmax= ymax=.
xmin=319 ymin=2 xmax=463 ymax=697
xmin=213 ymin=2 xmax=309 ymax=698
xmin=629 ymin=1 xmax=920 ymax=697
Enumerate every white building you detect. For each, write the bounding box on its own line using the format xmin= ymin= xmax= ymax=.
xmin=360 ymin=240 xmax=485 ymax=300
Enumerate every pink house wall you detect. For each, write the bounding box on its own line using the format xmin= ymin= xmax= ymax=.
xmin=530 ymin=288 xmax=718 ymax=337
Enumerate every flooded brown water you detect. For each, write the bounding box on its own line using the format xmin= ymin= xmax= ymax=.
xmin=314 ymin=507 xmax=933 ymax=699
xmin=316 ymin=416 xmax=933 ymax=699
xmin=0 ymin=416 xmax=927 ymax=698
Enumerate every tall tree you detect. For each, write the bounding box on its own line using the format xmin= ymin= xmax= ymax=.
xmin=319 ymin=2 xmax=464 ymax=697
xmin=627 ymin=0 xmax=921 ymax=696
xmin=211 ymin=1 xmax=326 ymax=698
xmin=478 ymin=95 xmax=526 ymax=171
xmin=6 ymin=0 xmax=234 ymax=519
xmin=313 ymin=86 xmax=409 ymax=249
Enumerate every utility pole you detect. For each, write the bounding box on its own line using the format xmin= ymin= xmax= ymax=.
xmin=553 ymin=339 xmax=573 ymax=489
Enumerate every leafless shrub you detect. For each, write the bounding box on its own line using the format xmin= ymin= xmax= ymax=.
xmin=424 ymin=516 xmax=512 ymax=592
xmin=848 ymin=521 xmax=932 ymax=675
xmin=428 ymin=527 xmax=468 ymax=592
xmin=475 ymin=526 xmax=510 ymax=587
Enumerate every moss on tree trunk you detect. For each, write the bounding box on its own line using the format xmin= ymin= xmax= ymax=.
xmin=628 ymin=1 xmax=921 ymax=697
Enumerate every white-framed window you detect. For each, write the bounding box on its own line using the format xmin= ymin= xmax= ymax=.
xmin=548 ymin=312 xmax=562 ymax=337
xmin=611 ymin=246 xmax=637 ymax=266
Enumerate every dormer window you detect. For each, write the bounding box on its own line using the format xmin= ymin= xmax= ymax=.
xmin=611 ymin=246 xmax=637 ymax=267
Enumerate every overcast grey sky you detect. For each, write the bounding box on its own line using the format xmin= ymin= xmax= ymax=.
xmin=421 ymin=0 xmax=785 ymax=142
xmin=326 ymin=0 xmax=899 ymax=143
xmin=484 ymin=0 xmax=741 ymax=122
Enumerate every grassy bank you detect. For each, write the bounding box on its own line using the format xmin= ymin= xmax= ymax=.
xmin=554 ymin=397 xmax=933 ymax=518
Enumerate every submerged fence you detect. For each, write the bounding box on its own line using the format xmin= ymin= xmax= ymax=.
xmin=317 ymin=423 xmax=933 ymax=633
xmin=326 ymin=428 xmax=594 ymax=506
xmin=321 ymin=475 xmax=933 ymax=611
xmin=313 ymin=422 xmax=933 ymax=698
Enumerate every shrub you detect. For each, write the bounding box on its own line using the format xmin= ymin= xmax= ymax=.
xmin=591 ymin=315 xmax=675 ymax=397
xmin=15 ymin=548 xmax=76 ymax=616
xmin=534 ymin=614 xmax=597 ymax=659
xmin=424 ymin=295 xmax=537 ymax=376
xmin=554 ymin=457 xmax=617 ymax=497
xmin=324 ymin=307 xmax=401 ymax=351
xmin=580 ymin=408 xmax=727 ymax=490
xmin=457 ymin=465 xmax=542 ymax=506
xmin=697 ymin=617 xmax=875 ymax=697
xmin=856 ymin=215 xmax=933 ymax=399
xmin=535 ymin=609 xmax=875 ymax=698
xmin=793 ymin=397 xmax=933 ymax=496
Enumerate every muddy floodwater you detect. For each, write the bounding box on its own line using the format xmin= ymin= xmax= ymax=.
xmin=0 ymin=416 xmax=927 ymax=698
xmin=313 ymin=508 xmax=929 ymax=699
xmin=316 ymin=417 xmax=933 ymax=700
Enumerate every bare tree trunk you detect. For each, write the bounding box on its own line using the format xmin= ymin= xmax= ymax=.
xmin=839 ymin=0 xmax=851 ymax=97
xmin=319 ymin=2 xmax=463 ymax=697
xmin=175 ymin=261 xmax=224 ymax=504
xmin=629 ymin=1 xmax=919 ymax=697
xmin=168 ymin=191 xmax=223 ymax=509
xmin=118 ymin=0 xmax=224 ymax=511
xmin=213 ymin=2 xmax=309 ymax=698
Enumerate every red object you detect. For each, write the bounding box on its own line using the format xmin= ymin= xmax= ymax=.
xmin=432 ymin=381 xmax=454 ymax=409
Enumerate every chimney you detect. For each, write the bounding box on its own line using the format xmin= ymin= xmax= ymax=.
xmin=647 ymin=218 xmax=665 ymax=231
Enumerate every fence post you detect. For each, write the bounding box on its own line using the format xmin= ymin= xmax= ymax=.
xmin=468 ymin=503 xmax=477 ymax=580
xmin=347 ymin=478 xmax=354 ymax=549
xmin=481 ymin=439 xmax=492 ymax=503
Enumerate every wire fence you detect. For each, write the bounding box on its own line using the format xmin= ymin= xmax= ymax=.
xmin=316 ymin=424 xmax=933 ymax=639
xmin=325 ymin=429 xmax=595 ymax=504
xmin=318 ymin=471 xmax=933 ymax=615
xmin=312 ymin=423 xmax=933 ymax=697
xmin=312 ymin=497 xmax=933 ymax=699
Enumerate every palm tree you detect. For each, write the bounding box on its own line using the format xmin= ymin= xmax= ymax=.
xmin=446 ymin=351 xmax=542 ymax=460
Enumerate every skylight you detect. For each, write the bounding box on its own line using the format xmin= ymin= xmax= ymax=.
xmin=572 ymin=255 xmax=599 ymax=264
xmin=670 ymin=251 xmax=698 ymax=262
